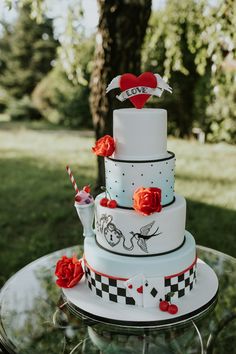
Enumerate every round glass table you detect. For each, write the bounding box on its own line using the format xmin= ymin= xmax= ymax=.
xmin=0 ymin=245 xmax=236 ymax=354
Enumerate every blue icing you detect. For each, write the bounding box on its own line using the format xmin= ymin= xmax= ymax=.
xmin=105 ymin=154 xmax=175 ymax=208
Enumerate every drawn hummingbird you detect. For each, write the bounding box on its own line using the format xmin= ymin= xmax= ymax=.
xmin=125 ymin=221 xmax=162 ymax=253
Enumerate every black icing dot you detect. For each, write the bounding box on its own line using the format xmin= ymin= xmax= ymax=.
xmin=115 ymin=164 xmax=117 ymax=166
xmin=132 ymin=182 xmax=135 ymax=185
xmin=109 ymin=187 xmax=112 ymax=190
xmin=166 ymin=179 xmax=168 ymax=182
xmin=166 ymin=162 xmax=168 ymax=165
xmin=123 ymin=190 xmax=125 ymax=192
xmin=115 ymin=180 xmax=117 ymax=183
xmin=132 ymin=165 xmax=134 ymax=167
xmin=116 ymin=195 xmax=118 ymax=198
xmin=166 ymin=194 xmax=168 ymax=197
xmin=171 ymin=169 xmax=174 ymax=171
xmin=141 ymin=173 xmax=143 ymax=176
xmin=151 ymin=164 xmax=153 ymax=167
xmin=170 ymin=186 xmax=173 ymax=189
xmin=109 ymin=170 xmax=111 ymax=173
xmin=151 ymin=181 xmax=154 ymax=184
xmin=159 ymin=171 xmax=162 ymax=174
xmin=122 ymin=173 xmax=125 ymax=176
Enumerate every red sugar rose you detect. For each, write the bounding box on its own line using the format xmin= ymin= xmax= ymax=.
xmin=55 ymin=255 xmax=84 ymax=288
xmin=92 ymin=135 xmax=115 ymax=157
xmin=133 ymin=187 xmax=162 ymax=216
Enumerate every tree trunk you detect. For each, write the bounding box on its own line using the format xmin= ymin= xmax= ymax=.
xmin=90 ymin=0 xmax=152 ymax=190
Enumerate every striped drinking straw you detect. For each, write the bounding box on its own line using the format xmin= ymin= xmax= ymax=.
xmin=66 ymin=165 xmax=79 ymax=194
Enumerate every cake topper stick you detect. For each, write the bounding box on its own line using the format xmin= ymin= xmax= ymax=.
xmin=66 ymin=165 xmax=79 ymax=194
xmin=106 ymin=72 xmax=172 ymax=109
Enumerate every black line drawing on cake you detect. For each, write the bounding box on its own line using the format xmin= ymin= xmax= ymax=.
xmin=97 ymin=215 xmax=162 ymax=253
xmin=127 ymin=221 xmax=162 ymax=253
xmin=97 ymin=214 xmax=124 ymax=247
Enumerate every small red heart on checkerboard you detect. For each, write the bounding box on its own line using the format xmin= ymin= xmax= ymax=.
xmin=137 ymin=285 xmax=143 ymax=294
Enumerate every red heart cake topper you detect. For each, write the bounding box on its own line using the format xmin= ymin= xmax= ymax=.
xmin=106 ymin=71 xmax=172 ymax=109
xmin=119 ymin=72 xmax=157 ymax=109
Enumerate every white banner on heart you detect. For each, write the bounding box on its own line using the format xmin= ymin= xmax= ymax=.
xmin=116 ymin=86 xmax=163 ymax=102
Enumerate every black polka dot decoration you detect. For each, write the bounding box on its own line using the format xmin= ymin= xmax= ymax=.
xmin=166 ymin=179 xmax=168 ymax=182
xmin=123 ymin=190 xmax=125 ymax=193
xmin=166 ymin=194 xmax=168 ymax=197
xmin=109 ymin=170 xmax=111 ymax=173
xmin=116 ymin=195 xmax=118 ymax=198
xmin=141 ymin=173 xmax=143 ymax=176
xmin=151 ymin=181 xmax=154 ymax=184
xmin=151 ymin=164 xmax=153 ymax=167
xmin=115 ymin=164 xmax=117 ymax=166
xmin=132 ymin=182 xmax=135 ymax=185
xmin=171 ymin=169 xmax=174 ymax=171
xmin=109 ymin=187 xmax=112 ymax=190
xmin=132 ymin=165 xmax=134 ymax=167
xmin=122 ymin=173 xmax=125 ymax=176
xmin=159 ymin=171 xmax=162 ymax=174
xmin=115 ymin=180 xmax=117 ymax=183
xmin=171 ymin=186 xmax=173 ymax=189
xmin=166 ymin=162 xmax=168 ymax=165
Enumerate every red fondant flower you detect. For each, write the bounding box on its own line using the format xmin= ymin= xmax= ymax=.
xmin=92 ymin=135 xmax=115 ymax=157
xmin=55 ymin=255 xmax=84 ymax=288
xmin=133 ymin=187 xmax=162 ymax=216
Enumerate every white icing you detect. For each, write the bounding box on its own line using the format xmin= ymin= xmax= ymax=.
xmin=95 ymin=193 xmax=186 ymax=255
xmin=84 ymin=231 xmax=196 ymax=278
xmin=113 ymin=108 xmax=168 ymax=160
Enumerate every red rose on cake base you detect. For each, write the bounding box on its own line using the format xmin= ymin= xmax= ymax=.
xmin=92 ymin=135 xmax=115 ymax=157
xmin=133 ymin=187 xmax=162 ymax=216
xmin=55 ymin=255 xmax=84 ymax=288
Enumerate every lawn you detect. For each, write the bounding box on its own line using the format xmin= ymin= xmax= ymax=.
xmin=0 ymin=122 xmax=235 ymax=287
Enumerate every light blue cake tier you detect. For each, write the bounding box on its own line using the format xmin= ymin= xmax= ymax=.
xmin=105 ymin=152 xmax=175 ymax=208
xmin=84 ymin=231 xmax=196 ymax=278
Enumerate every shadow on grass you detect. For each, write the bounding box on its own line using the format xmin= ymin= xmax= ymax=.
xmin=0 ymin=157 xmax=235 ymax=287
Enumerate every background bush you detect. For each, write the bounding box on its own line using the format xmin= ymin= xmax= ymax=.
xmin=6 ymin=95 xmax=42 ymax=121
xmin=32 ymin=35 xmax=94 ymax=128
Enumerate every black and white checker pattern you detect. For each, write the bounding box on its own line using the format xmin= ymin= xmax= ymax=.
xmin=164 ymin=262 xmax=197 ymax=300
xmin=84 ymin=260 xmax=197 ymax=305
xmin=84 ymin=263 xmax=135 ymax=305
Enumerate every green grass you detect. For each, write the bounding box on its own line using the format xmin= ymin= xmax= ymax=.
xmin=0 ymin=122 xmax=235 ymax=286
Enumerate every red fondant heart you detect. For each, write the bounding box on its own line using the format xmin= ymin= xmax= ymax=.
xmin=120 ymin=72 xmax=157 ymax=109
xmin=137 ymin=285 xmax=143 ymax=294
xmin=128 ymin=284 xmax=133 ymax=289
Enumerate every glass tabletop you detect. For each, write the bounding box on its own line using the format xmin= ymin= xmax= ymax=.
xmin=0 ymin=245 xmax=236 ymax=354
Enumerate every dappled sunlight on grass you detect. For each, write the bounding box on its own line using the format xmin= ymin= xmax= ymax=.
xmin=168 ymin=138 xmax=236 ymax=210
xmin=0 ymin=123 xmax=235 ymax=286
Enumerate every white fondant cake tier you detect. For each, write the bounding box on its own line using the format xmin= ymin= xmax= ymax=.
xmin=95 ymin=193 xmax=186 ymax=256
xmin=113 ymin=108 xmax=168 ymax=160
xmin=84 ymin=231 xmax=196 ymax=278
xmin=105 ymin=152 xmax=175 ymax=208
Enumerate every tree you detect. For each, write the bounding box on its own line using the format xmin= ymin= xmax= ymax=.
xmin=90 ymin=0 xmax=152 ymax=188
xmin=142 ymin=0 xmax=236 ymax=142
xmin=0 ymin=4 xmax=58 ymax=99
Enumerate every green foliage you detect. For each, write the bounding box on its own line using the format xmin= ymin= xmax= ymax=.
xmin=6 ymin=95 xmax=42 ymax=121
xmin=143 ymin=0 xmax=236 ymax=143
xmin=32 ymin=34 xmax=94 ymax=128
xmin=0 ymin=4 xmax=58 ymax=99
